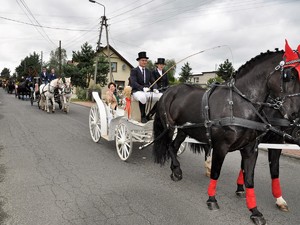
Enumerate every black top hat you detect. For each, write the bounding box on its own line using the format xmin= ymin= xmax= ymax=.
xmin=136 ymin=51 xmax=149 ymax=61
xmin=155 ymin=58 xmax=166 ymax=65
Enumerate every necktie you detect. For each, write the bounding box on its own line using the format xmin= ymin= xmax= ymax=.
xmin=142 ymin=68 xmax=145 ymax=84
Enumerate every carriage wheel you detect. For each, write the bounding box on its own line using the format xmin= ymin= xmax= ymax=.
xmin=177 ymin=142 xmax=187 ymax=155
xmin=172 ymin=129 xmax=187 ymax=155
xmin=89 ymin=105 xmax=101 ymax=143
xmin=115 ymin=123 xmax=132 ymax=161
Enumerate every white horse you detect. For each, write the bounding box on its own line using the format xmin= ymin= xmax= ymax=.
xmin=61 ymin=77 xmax=72 ymax=113
xmin=39 ymin=78 xmax=64 ymax=113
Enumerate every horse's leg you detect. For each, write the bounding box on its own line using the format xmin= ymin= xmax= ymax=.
xmin=67 ymin=96 xmax=70 ymax=113
xmin=168 ymin=129 xmax=186 ymax=181
xmin=269 ymin=149 xmax=288 ymax=211
xmin=52 ymin=95 xmax=55 ymax=113
xmin=204 ymin=147 xmax=212 ymax=177
xmin=46 ymin=95 xmax=50 ymax=113
xmin=235 ymin=151 xmax=246 ymax=198
xmin=241 ymin=145 xmax=266 ymax=225
xmin=206 ymin=144 xmax=227 ymax=211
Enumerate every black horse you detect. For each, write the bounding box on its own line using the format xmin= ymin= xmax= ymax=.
xmin=152 ymin=50 xmax=300 ymax=225
xmin=16 ymin=80 xmax=32 ymax=100
xmin=234 ymin=105 xmax=300 ymax=212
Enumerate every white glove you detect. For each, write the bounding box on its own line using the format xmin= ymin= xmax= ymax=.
xmin=153 ymin=89 xmax=159 ymax=94
xmin=143 ymin=87 xmax=150 ymax=92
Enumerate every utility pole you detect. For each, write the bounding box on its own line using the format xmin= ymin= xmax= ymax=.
xmin=104 ymin=17 xmax=112 ymax=82
xmin=59 ymin=40 xmax=62 ymax=76
xmin=93 ymin=16 xmax=105 ymax=85
xmin=89 ymin=0 xmax=112 ymax=83
xmin=40 ymin=51 xmax=43 ymax=72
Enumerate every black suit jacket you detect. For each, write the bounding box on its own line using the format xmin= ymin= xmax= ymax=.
xmin=152 ymin=69 xmax=169 ymax=89
xmin=130 ymin=67 xmax=157 ymax=92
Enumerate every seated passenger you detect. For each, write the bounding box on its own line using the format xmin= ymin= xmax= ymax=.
xmin=105 ymin=82 xmax=118 ymax=110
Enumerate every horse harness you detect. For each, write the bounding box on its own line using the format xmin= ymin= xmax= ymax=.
xmin=174 ymin=60 xmax=300 ymax=149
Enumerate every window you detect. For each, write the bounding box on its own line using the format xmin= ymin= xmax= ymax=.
xmin=111 ymin=62 xmax=117 ymax=72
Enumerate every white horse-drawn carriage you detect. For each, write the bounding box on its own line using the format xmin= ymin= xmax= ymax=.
xmin=89 ymin=91 xmax=187 ymax=161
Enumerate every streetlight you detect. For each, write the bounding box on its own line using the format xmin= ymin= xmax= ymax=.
xmin=89 ymin=0 xmax=112 ymax=83
xmin=89 ymin=0 xmax=105 ymax=18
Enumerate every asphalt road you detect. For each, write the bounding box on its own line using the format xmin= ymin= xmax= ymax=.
xmin=0 ymin=88 xmax=300 ymax=225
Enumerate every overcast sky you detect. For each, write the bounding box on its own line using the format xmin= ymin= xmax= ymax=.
xmin=1 ymin=0 xmax=300 ymax=76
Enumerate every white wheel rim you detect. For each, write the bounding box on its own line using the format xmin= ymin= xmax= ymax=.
xmin=177 ymin=142 xmax=186 ymax=155
xmin=116 ymin=123 xmax=132 ymax=161
xmin=89 ymin=105 xmax=101 ymax=142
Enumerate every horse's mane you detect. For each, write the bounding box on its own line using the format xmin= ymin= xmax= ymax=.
xmin=235 ymin=49 xmax=284 ymax=78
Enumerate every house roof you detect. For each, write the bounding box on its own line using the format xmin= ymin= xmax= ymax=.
xmin=190 ymin=71 xmax=217 ymax=76
xmin=98 ymin=45 xmax=134 ymax=69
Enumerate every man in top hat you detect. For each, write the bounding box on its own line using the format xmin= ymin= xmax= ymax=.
xmin=39 ymin=67 xmax=48 ymax=84
xmin=129 ymin=51 xmax=162 ymax=123
xmin=145 ymin=58 xmax=169 ymax=121
xmin=152 ymin=58 xmax=169 ymax=91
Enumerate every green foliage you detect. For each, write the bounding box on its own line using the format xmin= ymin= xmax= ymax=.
xmin=62 ymin=64 xmax=83 ymax=87
xmin=206 ymin=76 xmax=224 ymax=88
xmin=216 ymin=59 xmax=235 ymax=81
xmin=146 ymin=60 xmax=155 ymax=71
xmin=96 ymin=54 xmax=109 ymax=86
xmin=165 ymin=59 xmax=176 ymax=84
xmin=76 ymin=87 xmax=87 ymax=100
xmin=15 ymin=52 xmax=41 ymax=81
xmin=48 ymin=47 xmax=68 ymax=72
xmin=178 ymin=62 xmax=192 ymax=83
xmin=0 ymin=68 xmax=11 ymax=79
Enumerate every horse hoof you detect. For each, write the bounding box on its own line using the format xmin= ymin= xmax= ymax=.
xmin=276 ymin=204 xmax=289 ymax=212
xmin=170 ymin=173 xmax=182 ymax=181
xmin=235 ymin=191 xmax=246 ymax=198
xmin=250 ymin=215 xmax=266 ymax=225
xmin=52 ymin=111 xmax=55 ymax=113
xmin=207 ymin=201 xmax=219 ymax=210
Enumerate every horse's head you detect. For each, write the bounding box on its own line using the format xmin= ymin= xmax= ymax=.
xmin=267 ymin=41 xmax=300 ymax=121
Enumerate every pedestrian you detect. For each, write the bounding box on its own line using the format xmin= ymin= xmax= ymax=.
xmin=129 ymin=51 xmax=162 ymax=123
xmin=39 ymin=67 xmax=48 ymax=84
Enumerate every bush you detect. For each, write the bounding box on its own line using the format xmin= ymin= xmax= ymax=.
xmin=76 ymin=87 xmax=87 ymax=100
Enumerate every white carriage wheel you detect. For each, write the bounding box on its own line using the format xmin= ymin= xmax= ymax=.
xmin=89 ymin=105 xmax=101 ymax=143
xmin=173 ymin=128 xmax=187 ymax=156
xmin=115 ymin=123 xmax=132 ymax=161
xmin=177 ymin=142 xmax=187 ymax=155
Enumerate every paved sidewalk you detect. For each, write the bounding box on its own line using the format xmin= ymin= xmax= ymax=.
xmin=72 ymin=101 xmax=300 ymax=160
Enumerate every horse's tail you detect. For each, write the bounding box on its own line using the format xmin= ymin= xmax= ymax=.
xmin=153 ymin=106 xmax=171 ymax=165
xmin=189 ymin=143 xmax=211 ymax=158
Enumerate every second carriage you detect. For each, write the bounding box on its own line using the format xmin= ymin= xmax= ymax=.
xmin=89 ymin=91 xmax=187 ymax=161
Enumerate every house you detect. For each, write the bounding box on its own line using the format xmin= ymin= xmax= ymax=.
xmin=98 ymin=45 xmax=134 ymax=91
xmin=189 ymin=71 xmax=217 ymax=87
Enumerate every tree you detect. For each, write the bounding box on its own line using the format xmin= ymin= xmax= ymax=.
xmin=48 ymin=47 xmax=68 ymax=72
xmin=178 ymin=62 xmax=192 ymax=83
xmin=206 ymin=75 xmax=224 ymax=88
xmin=71 ymin=42 xmax=96 ymax=88
xmin=1 ymin=68 xmax=11 ymax=79
xmin=96 ymin=54 xmax=109 ymax=86
xmin=216 ymin=59 xmax=235 ymax=81
xmin=15 ymin=52 xmax=41 ymax=81
xmin=165 ymin=59 xmax=176 ymax=84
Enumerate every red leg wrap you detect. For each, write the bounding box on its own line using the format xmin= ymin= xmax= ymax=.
xmin=246 ymin=188 xmax=257 ymax=209
xmin=207 ymin=179 xmax=217 ymax=196
xmin=237 ymin=170 xmax=244 ymax=185
xmin=272 ymin=178 xmax=282 ymax=198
